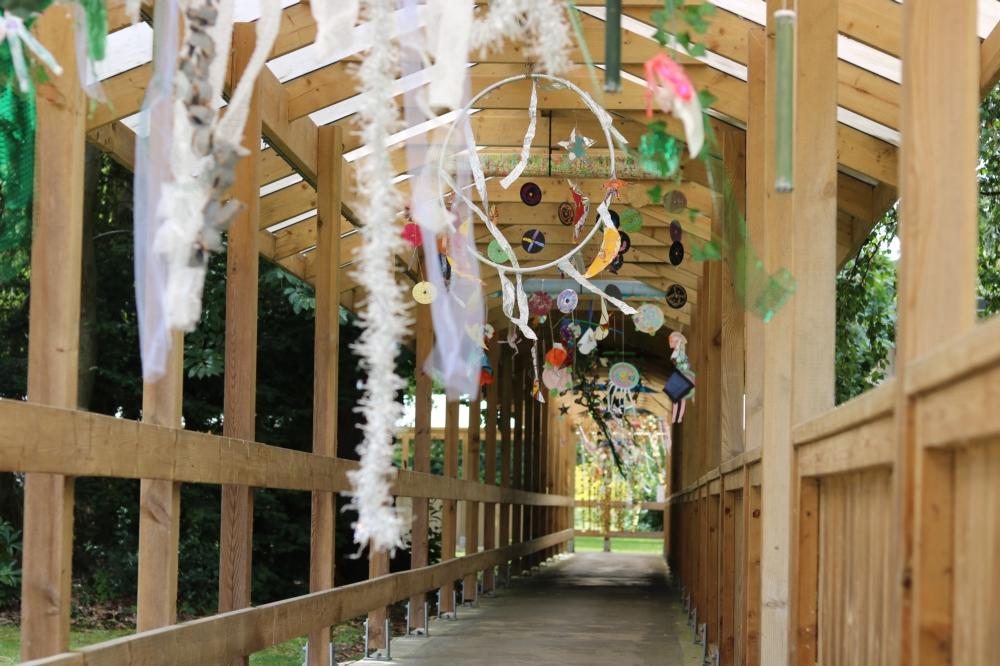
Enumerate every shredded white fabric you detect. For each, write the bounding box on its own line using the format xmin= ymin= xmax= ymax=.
xmin=499 ymin=81 xmax=537 ymax=189
xmin=345 ymin=0 xmax=410 ymax=554
xmin=310 ymin=0 xmax=360 ymax=59
xmin=425 ymin=0 xmax=473 ymax=111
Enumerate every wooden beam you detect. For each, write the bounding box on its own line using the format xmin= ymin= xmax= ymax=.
xmin=307 ymin=124 xmax=343 ymax=665
xmin=759 ymin=0 xmax=838 ymax=662
xmin=482 ymin=340 xmax=500 ymax=591
xmin=896 ymin=1 xmax=980 ymax=664
xmin=440 ymin=399 xmax=460 ymax=614
xmin=20 ymin=4 xmax=85 ymax=659
xmin=408 ymin=299 xmax=433 ymax=631
xmin=719 ymin=125 xmax=746 ymax=463
xmin=981 ymin=9 xmax=1000 ymax=96
xmin=218 ymin=27 xmax=260 ymax=664
xmin=463 ymin=387 xmax=482 ymax=601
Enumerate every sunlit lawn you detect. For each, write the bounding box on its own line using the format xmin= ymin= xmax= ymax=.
xmin=0 ymin=622 xmax=366 ymax=666
xmin=574 ymin=535 xmax=665 ymax=554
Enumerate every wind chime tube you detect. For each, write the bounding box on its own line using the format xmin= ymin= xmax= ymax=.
xmin=604 ymin=0 xmax=622 ymax=93
xmin=774 ymin=9 xmax=795 ymax=192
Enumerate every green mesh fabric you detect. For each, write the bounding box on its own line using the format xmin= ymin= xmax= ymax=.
xmin=76 ymin=0 xmax=107 ymax=61
xmin=0 ymin=40 xmax=36 ymax=283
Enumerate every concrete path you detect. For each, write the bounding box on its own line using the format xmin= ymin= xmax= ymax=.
xmin=364 ymin=552 xmax=701 ymax=665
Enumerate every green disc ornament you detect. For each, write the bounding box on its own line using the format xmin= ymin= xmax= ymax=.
xmin=487 ymin=238 xmax=509 ymax=264
xmin=620 ymin=208 xmax=643 ymax=232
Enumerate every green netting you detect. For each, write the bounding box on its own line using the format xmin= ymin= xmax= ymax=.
xmin=0 ymin=40 xmax=36 ymax=283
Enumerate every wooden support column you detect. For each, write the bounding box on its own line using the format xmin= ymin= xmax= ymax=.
xmin=19 ymin=4 xmax=85 ymax=659
xmin=408 ymin=301 xmax=433 ymax=629
xmin=720 ymin=489 xmax=738 ymax=664
xmin=440 ymin=398 xmax=460 ymax=612
xmin=367 ymin=549 xmax=390 ymax=653
xmin=719 ymin=124 xmax=747 ymax=464
xmin=896 ymin=2 xmax=979 ymax=664
xmin=512 ymin=348 xmax=525 ymax=562
xmin=498 ymin=344 xmax=513 ymax=564
xmin=308 ymin=123 xmax=343 ymax=664
xmin=482 ymin=340 xmax=500 ymax=590
xmin=760 ymin=0 xmax=838 ymax=662
xmin=137 ymin=334 xmax=183 ymax=632
xmin=218 ymin=26 xmax=261 ymax=659
xmin=463 ymin=385 xmax=482 ymax=601
xmin=743 ymin=28 xmax=766 ymax=666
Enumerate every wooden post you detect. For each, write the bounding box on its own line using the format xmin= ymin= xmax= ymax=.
xmin=463 ymin=385 xmax=482 ymax=601
xmin=744 ymin=27 xmax=766 ymax=666
xmin=896 ymin=2 xmax=979 ymax=664
xmin=512 ymin=348 xmax=525 ymax=563
xmin=19 ymin=4 xmax=85 ymax=659
xmin=499 ymin=343 xmax=513 ymax=559
xmin=720 ymin=489 xmax=737 ymax=664
xmin=409 ymin=301 xmax=433 ymax=629
xmin=218 ymin=27 xmax=261 ymax=660
xmin=795 ymin=478 xmax=820 ymax=665
xmin=719 ymin=125 xmax=747 ymax=464
xmin=760 ymin=0 xmax=837 ymax=661
xmin=482 ymin=340 xmax=500 ymax=590
xmin=440 ymin=398 xmax=460 ymax=612
xmin=367 ymin=549 xmax=390 ymax=652
xmin=307 ymin=123 xmax=343 ymax=664
xmin=137 ymin=334 xmax=183 ymax=632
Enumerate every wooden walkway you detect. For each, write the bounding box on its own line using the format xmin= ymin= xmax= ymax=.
xmin=362 ymin=553 xmax=700 ymax=666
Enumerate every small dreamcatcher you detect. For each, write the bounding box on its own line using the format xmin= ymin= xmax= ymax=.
xmin=606 ymin=361 xmax=640 ymax=416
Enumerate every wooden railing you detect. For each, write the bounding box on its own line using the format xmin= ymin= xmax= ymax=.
xmin=0 ymin=397 xmax=575 ymax=665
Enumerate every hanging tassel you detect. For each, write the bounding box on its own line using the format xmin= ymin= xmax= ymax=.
xmin=604 ymin=0 xmax=621 ymax=93
xmin=774 ymin=9 xmax=795 ymax=192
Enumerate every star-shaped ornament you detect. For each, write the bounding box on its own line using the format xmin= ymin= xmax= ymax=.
xmin=559 ymin=405 xmax=570 ymax=416
xmin=558 ymin=127 xmax=596 ymax=162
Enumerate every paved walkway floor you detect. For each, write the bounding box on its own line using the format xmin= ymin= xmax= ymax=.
xmin=358 ymin=552 xmax=701 ymax=666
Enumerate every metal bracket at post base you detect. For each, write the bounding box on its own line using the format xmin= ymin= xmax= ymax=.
xmin=362 ymin=618 xmax=393 ymax=662
xmin=300 ymin=641 xmax=335 ymax=666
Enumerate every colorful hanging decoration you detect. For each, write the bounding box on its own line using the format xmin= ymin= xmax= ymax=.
xmin=669 ymin=219 xmax=683 ymax=241
xmin=412 ymin=281 xmax=437 ymax=304
xmin=637 ymin=121 xmax=680 ymax=178
xmin=568 ymin=179 xmax=589 ymax=240
xmin=664 ymin=331 xmax=695 ymax=423
xmin=402 ymin=222 xmax=423 ymax=247
xmin=521 ymin=228 xmax=546 ymax=253
xmin=633 ymin=303 xmax=664 ymax=334
xmin=578 ymin=326 xmax=598 ymax=354
xmin=618 ymin=231 xmax=631 ymax=254
xmin=520 ymin=181 xmax=542 ymax=206
xmin=669 ymin=241 xmax=685 ymax=266
xmin=643 ymin=52 xmax=703 ymax=157
xmin=528 ymin=290 xmax=553 ymax=317
xmin=665 ymin=190 xmax=687 ymax=213
xmin=487 ymin=238 xmax=509 ymax=264
xmin=583 ymin=219 xmax=621 ymax=278
xmin=594 ymin=297 xmax=611 ymax=340
xmin=607 ymin=361 xmax=640 ymax=416
xmin=665 ymin=284 xmax=687 ymax=309
xmin=479 ymin=350 xmax=495 ymax=387
xmin=545 ymin=342 xmax=569 ymax=368
xmin=558 ymin=126 xmax=595 ymax=162
xmin=557 ymin=288 xmax=578 ymax=313
xmin=558 ymin=201 xmax=575 ymax=225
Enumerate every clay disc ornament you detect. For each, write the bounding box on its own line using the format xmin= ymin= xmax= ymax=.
xmin=618 ymin=232 xmax=632 ymax=254
xmin=521 ymin=229 xmax=546 ymax=254
xmin=620 ymin=208 xmax=643 ymax=232
xmin=528 ymin=291 xmax=554 ymax=317
xmin=669 ymin=241 xmax=685 ymax=266
xmin=669 ymin=220 xmax=683 ymax=242
xmin=665 ymin=284 xmax=688 ymax=309
xmin=558 ymin=201 xmax=575 ymax=226
xmin=557 ymin=288 xmax=579 ymax=313
xmin=487 ymin=239 xmax=509 ymax=264
xmin=634 ymin=303 xmax=665 ymax=334
xmin=609 ymin=253 xmax=624 ymax=273
xmin=664 ymin=189 xmax=687 ymax=212
xmin=412 ymin=281 xmax=438 ymax=304
xmin=608 ymin=362 xmax=641 ymax=391
xmin=606 ymin=283 xmax=623 ymax=301
xmin=520 ymin=181 xmax=543 ymax=206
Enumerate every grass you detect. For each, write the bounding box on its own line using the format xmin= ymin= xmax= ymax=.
xmin=574 ymin=535 xmax=666 ymax=554
xmin=0 ymin=620 xmax=367 ymax=666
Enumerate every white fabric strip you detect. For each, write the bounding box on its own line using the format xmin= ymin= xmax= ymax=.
xmin=426 ymin=0 xmax=473 ymax=111
xmin=499 ymin=81 xmax=537 ymax=189
xmin=558 ymin=259 xmax=637 ymax=315
xmin=310 ymin=0 xmax=360 ymax=59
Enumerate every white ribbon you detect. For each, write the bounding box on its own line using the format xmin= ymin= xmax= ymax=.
xmin=499 ymin=81 xmax=537 ymax=189
xmin=310 ymin=0 xmax=360 ymax=59
xmin=426 ymin=0 xmax=473 ymax=111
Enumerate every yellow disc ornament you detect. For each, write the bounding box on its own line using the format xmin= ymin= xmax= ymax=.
xmin=412 ymin=281 xmax=438 ymax=304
